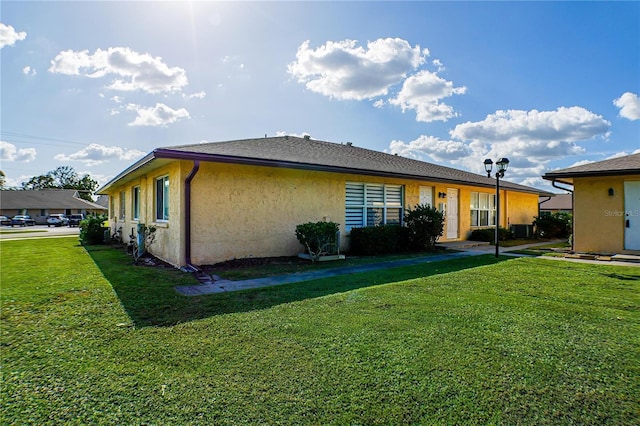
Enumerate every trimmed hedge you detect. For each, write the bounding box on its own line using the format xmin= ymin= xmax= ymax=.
xmin=469 ymin=227 xmax=513 ymax=243
xmin=349 ymin=224 xmax=409 ymax=256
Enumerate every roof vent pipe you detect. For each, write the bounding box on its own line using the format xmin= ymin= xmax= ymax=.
xmin=304 ymin=135 xmax=310 ymax=140
xmin=346 ymin=142 xmax=353 ymax=146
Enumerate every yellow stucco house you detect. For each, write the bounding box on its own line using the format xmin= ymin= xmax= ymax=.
xmin=98 ymin=136 xmax=548 ymax=268
xmin=543 ymin=152 xmax=640 ymax=254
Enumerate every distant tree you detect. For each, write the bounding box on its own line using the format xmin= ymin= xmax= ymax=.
xmin=21 ymin=166 xmax=98 ymax=200
xmin=0 ymin=170 xmax=5 ymax=190
xmin=22 ymin=174 xmax=57 ymax=190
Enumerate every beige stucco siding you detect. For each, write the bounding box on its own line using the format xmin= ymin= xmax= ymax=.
xmin=190 ymin=163 xmax=346 ymax=264
xmin=106 ymin=161 xmax=186 ymax=267
xmin=573 ymin=175 xmax=640 ymax=253
xmin=505 ymin=191 xmax=539 ymax=226
xmin=105 ymin=159 xmax=541 ymax=267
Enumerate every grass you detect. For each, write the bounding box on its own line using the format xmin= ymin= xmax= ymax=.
xmin=2 ymin=237 xmax=639 ymax=424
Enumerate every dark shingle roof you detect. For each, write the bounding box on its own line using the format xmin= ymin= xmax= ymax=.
xmin=543 ymin=152 xmax=640 ymax=180
xmin=155 ymin=136 xmax=546 ymax=194
xmin=0 ymin=189 xmax=106 ymax=210
xmin=539 ymin=193 xmax=572 ymax=210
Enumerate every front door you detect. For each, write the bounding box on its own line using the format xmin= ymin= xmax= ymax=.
xmin=624 ymin=181 xmax=640 ymax=250
xmin=447 ymin=188 xmax=459 ymax=239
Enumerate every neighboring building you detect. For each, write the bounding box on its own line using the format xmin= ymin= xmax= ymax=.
xmin=539 ymin=193 xmax=573 ymax=216
xmin=543 ymin=153 xmax=640 ymax=253
xmin=98 ymin=136 xmax=551 ymax=268
xmin=0 ymin=189 xmax=107 ymax=224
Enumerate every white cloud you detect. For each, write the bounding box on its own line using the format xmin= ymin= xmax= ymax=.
xmin=54 ymin=143 xmax=146 ymax=166
xmin=613 ymin=92 xmax=640 ymax=121
xmin=389 ymin=70 xmax=467 ymax=122
xmin=49 ymin=47 xmax=188 ymax=94
xmin=567 ymin=159 xmax=595 ymax=168
xmin=451 ymin=107 xmax=610 ymax=144
xmin=288 ymin=38 xmax=427 ymax=100
xmin=0 ymin=23 xmax=26 ymax=49
xmin=183 ymin=91 xmax=206 ymax=100
xmin=275 ymin=131 xmax=311 ymax=138
xmin=389 ymin=136 xmax=471 ymax=162
xmin=22 ymin=66 xmax=36 ymax=76
xmin=4 ymin=174 xmax=32 ymax=189
xmin=388 ymin=106 xmax=612 ymax=185
xmin=0 ymin=141 xmax=37 ymax=162
xmin=126 ymin=103 xmax=190 ymax=127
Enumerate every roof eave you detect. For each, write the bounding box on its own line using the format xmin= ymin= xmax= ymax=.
xmin=96 ymin=151 xmax=156 ymax=194
xmin=154 ymin=148 xmax=548 ymax=195
xmin=543 ymin=168 xmax=640 ymax=181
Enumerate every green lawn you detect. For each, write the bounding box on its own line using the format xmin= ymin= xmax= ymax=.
xmin=2 ymin=237 xmax=638 ymax=424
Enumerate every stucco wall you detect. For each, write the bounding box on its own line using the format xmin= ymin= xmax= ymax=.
xmin=573 ymin=175 xmax=640 ymax=253
xmin=105 ymin=159 xmax=541 ymax=267
xmin=505 ymin=191 xmax=539 ymax=226
xmin=106 ymin=161 xmax=186 ymax=267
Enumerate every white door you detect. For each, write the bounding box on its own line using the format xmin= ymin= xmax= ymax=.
xmin=624 ymin=181 xmax=640 ymax=250
xmin=447 ymin=188 xmax=458 ymax=239
xmin=419 ymin=186 xmax=433 ymax=207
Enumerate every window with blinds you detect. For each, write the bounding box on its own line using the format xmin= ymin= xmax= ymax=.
xmin=345 ymin=182 xmax=404 ymax=231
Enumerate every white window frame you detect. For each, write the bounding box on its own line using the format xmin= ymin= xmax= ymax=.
xmin=132 ymin=186 xmax=140 ymax=221
xmin=155 ymin=175 xmax=169 ymax=222
xmin=470 ymin=192 xmax=496 ymax=227
xmin=346 ymin=182 xmax=404 ymax=231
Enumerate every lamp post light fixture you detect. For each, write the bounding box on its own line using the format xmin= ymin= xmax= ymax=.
xmin=483 ymin=157 xmax=510 ymax=257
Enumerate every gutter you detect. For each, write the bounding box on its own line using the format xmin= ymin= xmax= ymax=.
xmin=183 ymin=160 xmax=200 ymax=272
xmin=538 ymin=196 xmax=551 ymax=218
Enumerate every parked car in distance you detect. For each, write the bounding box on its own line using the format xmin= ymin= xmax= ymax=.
xmin=47 ymin=214 xmax=69 ymax=227
xmin=68 ymin=214 xmax=85 ymax=227
xmin=11 ymin=215 xmax=36 ymax=227
xmin=0 ymin=215 xmax=11 ymax=226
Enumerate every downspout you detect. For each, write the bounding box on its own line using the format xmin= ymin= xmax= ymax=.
xmin=538 ymin=196 xmax=551 ymax=218
xmin=184 ymin=160 xmax=200 ymax=272
xmin=551 ymin=179 xmax=574 ymax=251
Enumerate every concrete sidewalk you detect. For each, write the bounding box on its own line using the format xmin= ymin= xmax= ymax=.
xmin=176 ymin=250 xmax=481 ymax=296
xmin=175 ymin=240 xmax=638 ymax=296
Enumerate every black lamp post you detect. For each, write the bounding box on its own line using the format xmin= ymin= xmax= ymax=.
xmin=484 ymin=157 xmax=510 ymax=258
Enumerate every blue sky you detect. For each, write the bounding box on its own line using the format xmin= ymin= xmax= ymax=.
xmin=1 ymin=1 xmax=638 ymax=191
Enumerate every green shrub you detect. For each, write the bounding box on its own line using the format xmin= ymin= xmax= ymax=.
xmin=534 ymin=212 xmax=572 ymax=238
xmin=349 ymin=224 xmax=410 ymax=255
xmin=404 ymin=204 xmax=445 ymax=251
xmin=295 ymin=221 xmax=340 ymax=261
xmin=79 ymin=214 xmax=108 ymax=245
xmin=469 ymin=227 xmax=513 ymax=243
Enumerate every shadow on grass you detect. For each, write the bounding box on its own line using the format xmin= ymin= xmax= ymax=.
xmin=86 ymin=245 xmax=507 ymax=328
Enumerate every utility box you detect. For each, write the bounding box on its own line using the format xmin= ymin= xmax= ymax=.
xmin=511 ymin=224 xmax=533 ymax=238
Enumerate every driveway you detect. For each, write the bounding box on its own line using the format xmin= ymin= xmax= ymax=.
xmin=0 ymin=225 xmax=80 ymax=240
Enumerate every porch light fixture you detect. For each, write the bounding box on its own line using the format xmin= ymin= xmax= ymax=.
xmin=483 ymin=157 xmax=510 ymax=257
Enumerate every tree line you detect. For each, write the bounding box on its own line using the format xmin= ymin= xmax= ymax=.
xmin=0 ymin=166 xmax=98 ymax=201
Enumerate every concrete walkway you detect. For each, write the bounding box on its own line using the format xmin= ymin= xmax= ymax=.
xmin=175 ymin=240 xmax=578 ymax=296
xmin=176 ymin=250 xmax=483 ymax=296
xmin=176 ymin=240 xmax=639 ymax=296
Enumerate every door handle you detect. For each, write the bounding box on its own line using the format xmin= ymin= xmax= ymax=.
xmin=626 ymin=220 xmax=630 ymax=228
